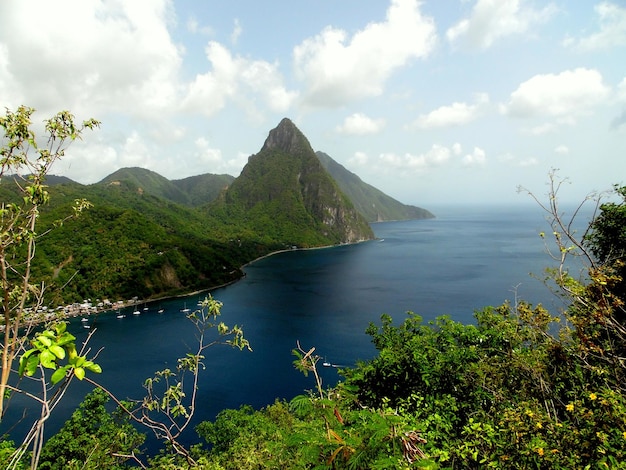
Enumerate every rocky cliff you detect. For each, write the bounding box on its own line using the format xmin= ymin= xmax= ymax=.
xmin=211 ymin=118 xmax=374 ymax=247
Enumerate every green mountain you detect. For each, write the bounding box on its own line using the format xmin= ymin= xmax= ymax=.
xmin=172 ymin=173 xmax=235 ymax=207
xmin=316 ymin=151 xmax=435 ymax=222
xmin=99 ymin=167 xmax=191 ymax=205
xmin=208 ymin=118 xmax=375 ymax=247
xmin=97 ymin=168 xmax=234 ymax=207
xmin=1 ymin=118 xmax=437 ymax=305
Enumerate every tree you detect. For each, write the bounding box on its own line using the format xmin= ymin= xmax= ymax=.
xmin=0 ymin=106 xmax=249 ymax=469
xmin=0 ymin=106 xmax=101 ymax=469
xmin=37 ymin=388 xmax=144 ymax=469
xmin=83 ymin=295 xmax=251 ymax=468
xmin=520 ymin=173 xmax=626 ymax=391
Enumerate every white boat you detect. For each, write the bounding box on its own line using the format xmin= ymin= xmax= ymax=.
xmin=116 ymin=311 xmax=125 ymax=319
xmin=180 ymin=303 xmax=190 ymax=313
xmin=133 ymin=309 xmax=141 ymax=315
xmin=157 ymin=308 xmax=164 ymax=314
xmin=81 ymin=317 xmax=88 ymax=322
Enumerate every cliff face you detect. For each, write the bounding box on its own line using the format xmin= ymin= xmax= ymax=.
xmin=213 ymin=118 xmax=374 ymax=246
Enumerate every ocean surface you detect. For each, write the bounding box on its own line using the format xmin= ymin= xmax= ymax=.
xmin=4 ymin=204 xmax=592 ymax=450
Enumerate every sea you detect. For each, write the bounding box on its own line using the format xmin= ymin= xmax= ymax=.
xmin=2 ymin=203 xmax=594 ymax=452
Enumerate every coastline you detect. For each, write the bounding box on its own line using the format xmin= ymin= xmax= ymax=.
xmin=35 ymin=238 xmax=376 ymax=325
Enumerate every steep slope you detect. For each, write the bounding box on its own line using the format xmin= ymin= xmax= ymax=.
xmin=209 ymin=118 xmax=374 ymax=247
xmin=316 ymin=151 xmax=435 ymax=222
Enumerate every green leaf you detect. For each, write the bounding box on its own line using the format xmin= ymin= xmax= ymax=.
xmin=40 ymin=349 xmax=56 ymax=369
xmin=85 ymin=362 xmax=102 ymax=374
xmin=24 ymin=354 xmax=40 ymax=377
xmin=37 ymin=335 xmax=52 ymax=347
xmin=49 ymin=345 xmax=65 ymax=359
xmin=51 ymin=367 xmax=68 ymax=385
xmin=19 ymin=349 xmax=36 ymax=376
xmin=74 ymin=367 xmax=85 ymax=380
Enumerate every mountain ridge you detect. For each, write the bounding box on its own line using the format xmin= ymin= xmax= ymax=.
xmin=45 ymin=131 xmax=433 ymax=222
xmin=3 ymin=117 xmax=436 ymax=303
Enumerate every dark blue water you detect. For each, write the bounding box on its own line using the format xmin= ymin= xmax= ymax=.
xmin=3 ymin=204 xmax=587 ymax=450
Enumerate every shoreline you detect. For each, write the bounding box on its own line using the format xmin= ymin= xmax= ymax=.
xmin=90 ymin=239 xmax=374 ymax=317
xmin=10 ymin=238 xmax=378 ymax=328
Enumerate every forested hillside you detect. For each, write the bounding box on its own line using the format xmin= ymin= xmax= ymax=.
xmin=0 ymin=178 xmax=280 ymax=305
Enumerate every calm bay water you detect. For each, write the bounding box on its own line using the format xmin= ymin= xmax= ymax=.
xmin=5 ymin=204 xmax=588 ymax=449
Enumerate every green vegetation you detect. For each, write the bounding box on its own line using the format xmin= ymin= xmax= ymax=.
xmin=37 ymin=388 xmax=145 ymax=469
xmin=4 ymin=108 xmax=624 ymax=468
xmin=4 ymin=176 xmax=624 ymax=469
xmin=208 ymin=119 xmax=374 ymax=247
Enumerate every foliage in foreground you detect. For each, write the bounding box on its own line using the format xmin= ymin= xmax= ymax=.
xmin=2 ymin=122 xmax=625 ymax=470
xmin=171 ymin=180 xmax=626 ymax=469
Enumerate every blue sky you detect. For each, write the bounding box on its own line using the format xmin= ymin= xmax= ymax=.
xmin=1 ymin=1 xmax=625 ymax=206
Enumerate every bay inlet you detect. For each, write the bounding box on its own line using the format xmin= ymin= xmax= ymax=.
xmin=5 ymin=204 xmax=584 ymax=450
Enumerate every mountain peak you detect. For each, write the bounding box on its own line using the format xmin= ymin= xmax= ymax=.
xmin=261 ymin=118 xmax=311 ymax=155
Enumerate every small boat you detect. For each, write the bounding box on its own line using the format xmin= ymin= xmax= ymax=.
xmin=81 ymin=317 xmax=88 ymax=322
xmin=157 ymin=307 xmax=164 ymax=314
xmin=116 ymin=311 xmax=125 ymax=319
xmin=132 ymin=308 xmax=141 ymax=315
xmin=83 ymin=324 xmax=91 ymax=329
xmin=180 ymin=303 xmax=190 ymax=313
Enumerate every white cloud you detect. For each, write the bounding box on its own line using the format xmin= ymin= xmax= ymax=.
xmin=0 ymin=0 xmax=182 ymax=120
xmin=231 ymin=18 xmax=242 ymax=44
xmin=498 ymin=153 xmax=538 ymax=167
xmin=518 ymin=157 xmax=539 ymax=167
xmin=349 ymin=151 xmax=369 ymax=167
xmin=195 ymin=137 xmax=223 ymax=164
xmin=293 ymin=0 xmax=436 ymax=107
xmin=187 ymin=16 xmax=214 ymax=36
xmin=337 ymin=113 xmax=386 ymax=135
xmin=121 ymin=131 xmax=152 ymax=167
xmin=503 ymin=68 xmax=610 ymax=119
xmin=412 ymin=93 xmax=489 ymax=129
xmin=612 ymin=77 xmax=626 ymax=130
xmin=378 ymin=144 xmax=453 ymax=172
xmin=447 ymin=0 xmax=556 ymax=49
xmin=554 ymin=145 xmax=569 ymax=155
xmin=462 ymin=147 xmax=486 ymax=166
xmin=564 ymin=2 xmax=626 ymax=51
xmin=182 ymin=42 xmax=296 ymax=117
xmin=57 ymin=138 xmax=119 ymax=184
xmin=618 ymin=77 xmax=626 ymax=102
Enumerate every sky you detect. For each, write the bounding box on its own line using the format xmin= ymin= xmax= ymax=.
xmin=0 ymin=0 xmax=625 ymax=206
